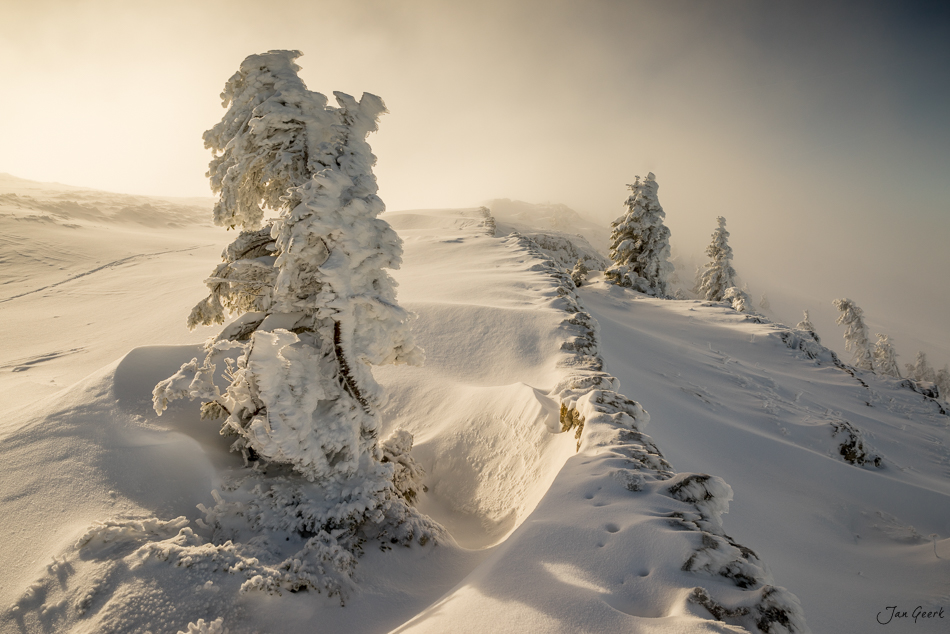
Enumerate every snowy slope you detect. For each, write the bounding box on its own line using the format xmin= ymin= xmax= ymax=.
xmin=1 ymin=180 xmax=947 ymax=633
xmin=0 ymin=174 xmax=225 ymax=414
xmin=578 ymin=285 xmax=950 ymax=633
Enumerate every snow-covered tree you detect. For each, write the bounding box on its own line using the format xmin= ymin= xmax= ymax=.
xmin=152 ymin=51 xmax=430 ymax=554
xmin=571 ymin=258 xmax=589 ymax=287
xmin=605 ymin=173 xmax=673 ymax=296
xmin=796 ymin=310 xmax=820 ymax=343
xmin=936 ymin=365 xmax=950 ymax=402
xmin=696 ymin=216 xmax=737 ymax=302
xmin=873 ymin=333 xmax=901 ymax=378
xmin=833 ymin=298 xmax=874 ymax=371
xmin=906 ymin=351 xmax=936 ymax=384
xmin=723 ymin=286 xmax=752 ymax=313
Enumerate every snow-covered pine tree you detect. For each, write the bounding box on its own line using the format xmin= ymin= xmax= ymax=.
xmin=936 ymin=365 xmax=950 ymax=402
xmin=833 ymin=298 xmax=874 ymax=371
xmin=796 ymin=310 xmax=821 ymax=343
xmin=571 ymin=258 xmax=589 ymax=287
xmin=873 ymin=333 xmax=901 ymax=378
xmin=906 ymin=351 xmax=936 ymax=384
xmin=696 ymin=216 xmax=737 ymax=302
xmin=605 ymin=173 xmax=673 ymax=296
xmin=152 ymin=52 xmax=435 ymax=579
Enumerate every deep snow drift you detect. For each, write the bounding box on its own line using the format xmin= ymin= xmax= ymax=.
xmin=1 ymin=179 xmax=948 ymax=633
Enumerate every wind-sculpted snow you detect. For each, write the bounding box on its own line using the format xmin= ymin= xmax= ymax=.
xmin=0 ymin=176 xmax=226 ymax=412
xmin=580 ymin=288 xmax=950 ymax=633
xmin=3 ymin=202 xmax=948 ymax=633
xmin=466 ymin=231 xmax=810 ymax=633
xmin=0 ymin=173 xmax=211 ymax=228
xmin=492 ymin=223 xmax=608 ymax=273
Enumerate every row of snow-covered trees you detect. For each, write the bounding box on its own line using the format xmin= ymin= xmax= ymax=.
xmin=601 ymin=173 xmax=753 ymax=313
xmin=828 ymin=298 xmax=949 ymax=396
xmin=598 ymin=174 xmax=948 ymax=400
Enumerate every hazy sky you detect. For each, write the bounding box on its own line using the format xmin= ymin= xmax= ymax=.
xmin=2 ymin=0 xmax=948 ymax=367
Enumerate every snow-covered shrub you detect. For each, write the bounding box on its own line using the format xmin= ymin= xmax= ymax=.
xmin=936 ymin=365 xmax=950 ymax=403
xmin=605 ymin=173 xmax=673 ymax=296
xmin=570 ymin=258 xmax=589 ymax=287
xmin=689 ymin=585 xmax=809 ymax=634
xmin=779 ymin=330 xmax=826 ymax=362
xmin=666 ymin=473 xmax=733 ymax=524
xmin=723 ymin=286 xmax=753 ymax=313
xmin=519 ymin=232 xmax=607 ymax=272
xmin=696 ymin=216 xmax=737 ymax=302
xmin=152 ymin=50 xmax=436 ymax=592
xmin=833 ymin=298 xmax=874 ymax=371
xmin=873 ymin=334 xmax=901 ymax=378
xmin=380 ymin=429 xmax=428 ymax=504
xmin=478 ymin=206 xmax=496 ymax=236
xmin=830 ymin=420 xmax=883 ymax=468
xmin=795 ymin=310 xmax=820 ymax=344
xmin=179 ymin=617 xmax=227 ymax=634
xmin=906 ymin=351 xmax=936 ymax=384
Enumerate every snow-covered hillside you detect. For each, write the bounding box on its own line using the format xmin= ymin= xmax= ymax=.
xmin=0 ymin=174 xmax=224 ymax=413
xmin=1 ymin=180 xmax=948 ymax=633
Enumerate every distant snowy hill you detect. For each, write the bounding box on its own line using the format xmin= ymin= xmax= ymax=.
xmin=1 ymin=182 xmax=948 ymax=633
xmin=0 ymin=175 xmax=225 ymax=412
xmin=0 ymin=173 xmax=212 ymax=229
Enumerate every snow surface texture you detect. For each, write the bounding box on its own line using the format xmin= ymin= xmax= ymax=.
xmin=579 ymin=288 xmax=950 ymax=633
xmin=0 ymin=183 xmax=947 ymax=632
xmin=0 ymin=173 xmax=223 ymax=413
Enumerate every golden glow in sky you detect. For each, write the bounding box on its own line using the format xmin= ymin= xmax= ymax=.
xmin=2 ymin=0 xmax=949 ymax=363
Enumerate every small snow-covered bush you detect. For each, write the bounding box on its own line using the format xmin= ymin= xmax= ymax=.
xmin=723 ymin=286 xmax=753 ymax=313
xmin=570 ymin=258 xmax=589 ymax=287
xmin=936 ymin=365 xmax=950 ymax=403
xmin=795 ymin=310 xmax=820 ymax=344
xmin=381 ymin=429 xmax=428 ymax=504
xmin=179 ymin=617 xmax=227 ymax=634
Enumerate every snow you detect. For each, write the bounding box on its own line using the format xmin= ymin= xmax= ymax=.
xmin=0 ymin=173 xmax=225 ymax=414
xmin=579 ymin=284 xmax=950 ymax=632
xmin=2 ymin=178 xmax=949 ymax=633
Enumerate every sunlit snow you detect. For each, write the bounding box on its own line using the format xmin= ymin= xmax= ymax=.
xmin=1 ymin=177 xmax=948 ymax=633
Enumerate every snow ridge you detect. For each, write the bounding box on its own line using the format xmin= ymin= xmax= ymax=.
xmin=508 ymin=233 xmax=810 ymax=633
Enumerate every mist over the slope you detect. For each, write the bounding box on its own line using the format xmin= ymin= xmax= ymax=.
xmin=2 ymin=0 xmax=947 ymax=367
